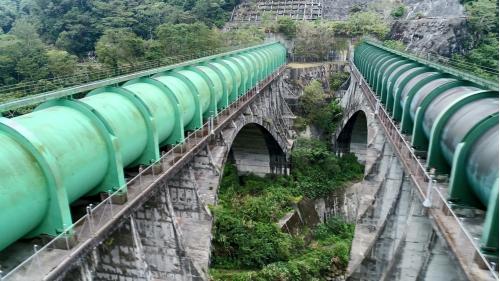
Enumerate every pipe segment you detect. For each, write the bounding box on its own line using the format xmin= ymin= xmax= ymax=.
xmin=0 ymin=42 xmax=286 ymax=252
xmin=375 ymin=56 xmax=399 ymax=101
xmin=382 ymin=62 xmax=417 ymax=113
xmin=225 ymin=56 xmax=249 ymax=94
xmin=354 ymin=42 xmax=499 ymax=254
xmin=210 ymin=59 xmax=239 ymax=102
xmin=410 ymin=80 xmax=471 ymax=150
xmin=380 ymin=60 xmax=412 ymax=104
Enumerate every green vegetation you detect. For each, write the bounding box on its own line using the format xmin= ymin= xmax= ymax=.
xmin=0 ymin=0 xmax=390 ymax=86
xmin=329 ymin=12 xmax=390 ymax=39
xmin=390 ymin=4 xmax=407 ymax=18
xmin=297 ymin=80 xmax=343 ymax=136
xmin=0 ymin=21 xmax=263 ymax=87
xmin=210 ymin=137 xmax=363 ymax=280
xmin=211 ymin=84 xmax=363 ymax=279
xmin=382 ymin=39 xmax=406 ymax=52
xmin=211 ymin=216 xmax=354 ymax=280
xmin=277 ymin=17 xmax=298 ymax=39
xmin=454 ymin=0 xmax=499 ymax=80
xmin=329 ymin=71 xmax=350 ymax=92
xmin=210 ymin=166 xmax=299 ymax=269
xmin=0 ymin=0 xmax=237 ymax=54
xmin=291 ymin=138 xmax=364 ymax=199
xmin=292 ymin=12 xmax=388 ymax=58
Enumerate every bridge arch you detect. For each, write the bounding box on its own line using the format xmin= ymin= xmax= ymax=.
xmin=220 ymin=121 xmax=288 ymax=177
xmin=228 ymin=123 xmax=287 ymax=176
xmin=335 ymin=110 xmax=368 ymax=164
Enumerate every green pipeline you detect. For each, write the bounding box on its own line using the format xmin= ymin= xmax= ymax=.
xmin=0 ymin=42 xmax=287 ymax=251
xmin=354 ymin=41 xmax=499 ymax=254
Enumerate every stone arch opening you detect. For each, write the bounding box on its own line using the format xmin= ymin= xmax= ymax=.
xmin=336 ymin=111 xmax=368 ymax=164
xmin=228 ymin=123 xmax=287 ymax=176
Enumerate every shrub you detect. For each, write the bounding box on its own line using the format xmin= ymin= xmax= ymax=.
xmin=211 ymin=216 xmax=355 ymax=281
xmin=382 ymin=40 xmax=406 ymax=51
xmin=329 ymin=71 xmax=350 ymax=92
xmin=298 ymin=80 xmax=343 ymax=136
xmin=391 ymin=5 xmax=407 ymax=18
xmin=277 ymin=17 xmax=297 ymax=38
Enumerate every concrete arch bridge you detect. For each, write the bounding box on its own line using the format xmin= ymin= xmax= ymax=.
xmin=0 ymin=40 xmax=498 ymax=281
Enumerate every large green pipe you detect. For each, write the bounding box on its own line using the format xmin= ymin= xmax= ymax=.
xmin=354 ymin=42 xmax=499 ymax=253
xmin=0 ymin=42 xmax=286 ymax=252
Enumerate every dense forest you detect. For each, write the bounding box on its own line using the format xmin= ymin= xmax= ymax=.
xmin=0 ymin=0 xmax=268 ymax=86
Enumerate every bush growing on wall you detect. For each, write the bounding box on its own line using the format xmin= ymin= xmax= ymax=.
xmin=390 ymin=5 xmax=407 ymax=18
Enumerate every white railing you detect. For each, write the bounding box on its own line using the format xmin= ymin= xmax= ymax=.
xmin=0 ymin=66 xmax=286 ymax=281
xmin=350 ymin=61 xmax=498 ymax=280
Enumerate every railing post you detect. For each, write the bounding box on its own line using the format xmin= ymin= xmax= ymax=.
xmin=33 ymin=244 xmax=42 ymax=271
xmin=108 ymin=190 xmax=114 ymax=216
xmin=86 ymin=204 xmax=94 ymax=235
xmin=139 ymin=166 xmax=144 ymax=184
xmin=423 ymin=168 xmax=436 ymax=208
xmin=64 ymin=227 xmax=71 ymax=250
xmin=210 ymin=117 xmax=214 ymax=135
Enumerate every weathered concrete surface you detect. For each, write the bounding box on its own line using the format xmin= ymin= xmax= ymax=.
xmin=332 ymin=76 xmax=470 ymax=280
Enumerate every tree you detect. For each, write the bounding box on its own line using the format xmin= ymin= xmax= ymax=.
xmin=0 ymin=34 xmax=19 ymax=85
xmin=299 ymin=80 xmax=343 ymax=135
xmin=345 ymin=12 xmax=389 ymax=39
xmin=277 ymin=16 xmax=297 ymax=38
xmin=7 ymin=19 xmax=49 ymax=81
xmin=261 ymin=11 xmax=277 ymax=33
xmin=155 ymin=22 xmax=220 ymax=57
xmin=221 ymin=26 xmax=265 ymax=46
xmin=46 ymin=49 xmax=78 ymax=77
xmin=294 ymin=21 xmax=338 ymax=60
xmin=54 ymin=10 xmax=101 ymax=56
xmin=133 ymin=2 xmax=184 ymax=39
xmin=192 ymin=0 xmax=228 ymax=27
xmin=95 ymin=28 xmax=145 ymax=68
xmin=300 ymin=80 xmax=325 ymax=114
xmin=0 ymin=0 xmax=18 ymax=33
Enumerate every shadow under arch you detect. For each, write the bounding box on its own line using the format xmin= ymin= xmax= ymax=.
xmin=227 ymin=123 xmax=287 ymax=176
xmin=335 ymin=110 xmax=368 ymax=164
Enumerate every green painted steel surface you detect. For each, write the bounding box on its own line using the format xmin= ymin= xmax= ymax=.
xmin=354 ymin=41 xmax=499 ymax=253
xmin=0 ymin=42 xmax=287 ymax=252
